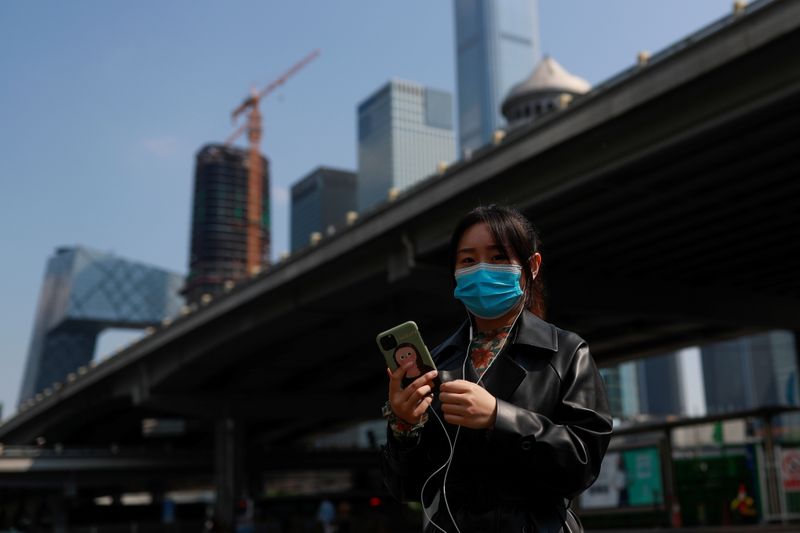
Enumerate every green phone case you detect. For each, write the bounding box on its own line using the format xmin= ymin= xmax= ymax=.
xmin=376 ymin=320 xmax=437 ymax=373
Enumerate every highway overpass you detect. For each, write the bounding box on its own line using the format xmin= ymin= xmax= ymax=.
xmin=2 ymin=0 xmax=800 ymax=529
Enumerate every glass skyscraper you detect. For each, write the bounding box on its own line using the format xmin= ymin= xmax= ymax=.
xmin=454 ymin=0 xmax=541 ymax=154
xmin=599 ymin=332 xmax=798 ymax=422
xmin=18 ymin=247 xmax=184 ymax=405
xmin=290 ymin=167 xmax=357 ymax=252
xmin=701 ymin=331 xmax=799 ymax=413
xmin=357 ymin=79 xmax=455 ymax=213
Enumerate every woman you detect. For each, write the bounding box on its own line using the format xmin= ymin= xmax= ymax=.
xmin=380 ymin=205 xmax=613 ymax=532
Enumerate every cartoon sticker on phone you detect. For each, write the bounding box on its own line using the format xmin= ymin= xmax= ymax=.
xmin=393 ymin=342 xmax=435 ymax=388
xmin=377 ymin=321 xmax=439 ymax=389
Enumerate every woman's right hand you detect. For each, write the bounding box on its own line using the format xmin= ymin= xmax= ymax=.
xmin=386 ymin=364 xmax=438 ymax=424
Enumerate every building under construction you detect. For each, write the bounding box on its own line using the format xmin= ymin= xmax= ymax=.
xmin=183 ymin=144 xmax=269 ymax=305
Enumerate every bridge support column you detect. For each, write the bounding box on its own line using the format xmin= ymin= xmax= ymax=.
xmin=662 ymin=429 xmax=680 ymax=528
xmin=47 ymin=493 xmax=67 ymax=533
xmin=763 ymin=415 xmax=784 ymax=521
xmin=215 ymin=417 xmax=245 ymax=532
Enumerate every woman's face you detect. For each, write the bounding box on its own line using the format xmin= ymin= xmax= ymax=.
xmin=455 ymin=222 xmax=540 ymax=292
xmin=456 ymin=222 xmax=520 ymax=265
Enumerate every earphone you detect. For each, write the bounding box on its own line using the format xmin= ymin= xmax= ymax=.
xmin=421 ymin=305 xmax=526 ymax=533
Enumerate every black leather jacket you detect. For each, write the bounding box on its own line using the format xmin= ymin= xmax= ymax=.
xmin=380 ymin=311 xmax=613 ymax=532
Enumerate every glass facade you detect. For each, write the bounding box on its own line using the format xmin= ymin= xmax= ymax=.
xmin=454 ymin=0 xmax=540 ymax=154
xmin=357 ymin=80 xmax=456 ymax=213
xmin=290 ymin=167 xmax=357 ymax=252
xmin=702 ymin=331 xmax=799 ymax=413
xmin=586 ymin=332 xmax=800 ymax=527
xmin=599 ymin=332 xmax=799 ymax=421
xmin=637 ymin=352 xmax=686 ymax=416
xmin=184 ymin=144 xmax=269 ymax=304
xmin=18 ymin=247 xmax=184 ymax=404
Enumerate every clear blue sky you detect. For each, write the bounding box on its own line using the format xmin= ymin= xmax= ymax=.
xmin=0 ymin=0 xmax=736 ymax=419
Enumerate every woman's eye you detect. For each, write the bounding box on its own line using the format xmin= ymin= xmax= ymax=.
xmin=492 ymin=254 xmax=509 ymax=261
xmin=460 ymin=257 xmax=475 ymax=264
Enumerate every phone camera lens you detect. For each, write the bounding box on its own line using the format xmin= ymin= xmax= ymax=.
xmin=380 ymin=334 xmax=397 ymax=351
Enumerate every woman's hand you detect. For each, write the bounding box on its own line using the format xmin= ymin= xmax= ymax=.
xmin=439 ymin=379 xmax=497 ymax=429
xmin=387 ymin=363 xmax=438 ymax=424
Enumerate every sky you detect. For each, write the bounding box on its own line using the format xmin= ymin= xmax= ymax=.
xmin=0 ymin=0 xmax=738 ymax=419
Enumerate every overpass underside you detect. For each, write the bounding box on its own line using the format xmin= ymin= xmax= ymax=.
xmin=2 ymin=1 xmax=800 ymax=530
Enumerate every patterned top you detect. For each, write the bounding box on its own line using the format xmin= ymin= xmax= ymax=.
xmin=470 ymin=325 xmax=513 ymax=379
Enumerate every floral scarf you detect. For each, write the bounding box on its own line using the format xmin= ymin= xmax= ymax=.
xmin=469 ymin=325 xmax=513 ymax=379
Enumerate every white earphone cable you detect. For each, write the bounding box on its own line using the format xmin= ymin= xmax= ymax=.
xmin=420 ymin=304 xmax=526 ymax=532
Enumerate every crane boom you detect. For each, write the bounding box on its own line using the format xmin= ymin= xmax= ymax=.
xmin=223 ymin=49 xmax=320 ymax=276
xmin=224 ymin=121 xmax=248 ymax=147
xmin=231 ymin=48 xmax=320 ymax=124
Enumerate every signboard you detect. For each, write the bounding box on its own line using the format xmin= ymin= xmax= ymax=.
xmin=780 ymin=448 xmax=800 ymax=491
xmin=581 ymin=451 xmax=626 ymax=509
xmin=624 ymin=447 xmax=663 ymax=506
xmin=581 ymin=447 xmax=664 ymax=510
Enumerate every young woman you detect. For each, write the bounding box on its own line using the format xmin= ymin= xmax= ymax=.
xmin=380 ymin=205 xmax=613 ymax=532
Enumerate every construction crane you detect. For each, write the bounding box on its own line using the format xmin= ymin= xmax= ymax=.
xmin=225 ymin=48 xmax=320 ymax=275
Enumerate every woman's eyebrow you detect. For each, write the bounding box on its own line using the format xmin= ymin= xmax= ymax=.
xmin=457 ymin=244 xmax=501 ymax=254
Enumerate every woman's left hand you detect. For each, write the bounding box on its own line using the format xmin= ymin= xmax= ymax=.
xmin=439 ymin=379 xmax=497 ymax=429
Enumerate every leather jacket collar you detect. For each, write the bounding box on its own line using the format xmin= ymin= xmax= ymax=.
xmin=436 ymin=309 xmax=558 ymax=359
xmin=433 ymin=310 xmax=560 ymax=401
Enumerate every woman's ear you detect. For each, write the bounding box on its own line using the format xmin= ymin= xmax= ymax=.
xmin=529 ymin=253 xmax=542 ymax=279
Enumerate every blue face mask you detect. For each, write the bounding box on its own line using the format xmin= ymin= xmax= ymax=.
xmin=453 ymin=263 xmax=524 ymax=319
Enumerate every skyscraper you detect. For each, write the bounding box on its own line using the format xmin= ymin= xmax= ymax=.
xmin=290 ymin=167 xmax=357 ymax=252
xmin=600 ymin=363 xmax=640 ymax=420
xmin=184 ymin=144 xmax=269 ymax=304
xmin=636 ymin=353 xmax=684 ymax=416
xmin=454 ymin=0 xmax=541 ymax=154
xmin=701 ymin=331 xmax=799 ymax=413
xmin=18 ymin=247 xmax=184 ymax=405
xmin=357 ymin=79 xmax=455 ymax=213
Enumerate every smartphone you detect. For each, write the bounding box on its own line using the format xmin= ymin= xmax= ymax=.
xmin=376 ymin=321 xmax=437 ymax=384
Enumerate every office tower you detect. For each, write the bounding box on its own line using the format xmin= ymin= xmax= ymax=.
xmin=357 ymin=79 xmax=455 ymax=213
xmin=599 ymin=367 xmax=624 ymax=418
xmin=454 ymin=0 xmax=541 ymax=154
xmin=701 ymin=331 xmax=799 ymax=414
xmin=290 ymin=167 xmax=357 ymax=252
xmin=635 ymin=348 xmax=706 ymax=418
xmin=637 ymin=352 xmax=686 ymax=417
xmin=18 ymin=247 xmax=184 ymax=405
xmin=184 ymin=144 xmax=269 ymax=304
xmin=600 ymin=362 xmax=640 ymax=419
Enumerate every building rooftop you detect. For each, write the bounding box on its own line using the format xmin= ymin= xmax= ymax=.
xmin=505 ymin=56 xmax=591 ymax=102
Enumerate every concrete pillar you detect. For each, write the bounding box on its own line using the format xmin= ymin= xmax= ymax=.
xmin=214 ymin=417 xmax=245 ymax=532
xmin=763 ymin=415 xmax=784 ymax=521
xmin=794 ymin=331 xmax=800 ymax=402
xmin=47 ymin=493 xmax=68 ymax=533
xmin=661 ymin=429 xmax=680 ymax=528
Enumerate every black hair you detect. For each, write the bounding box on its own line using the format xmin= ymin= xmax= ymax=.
xmin=449 ymin=204 xmax=546 ymax=319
